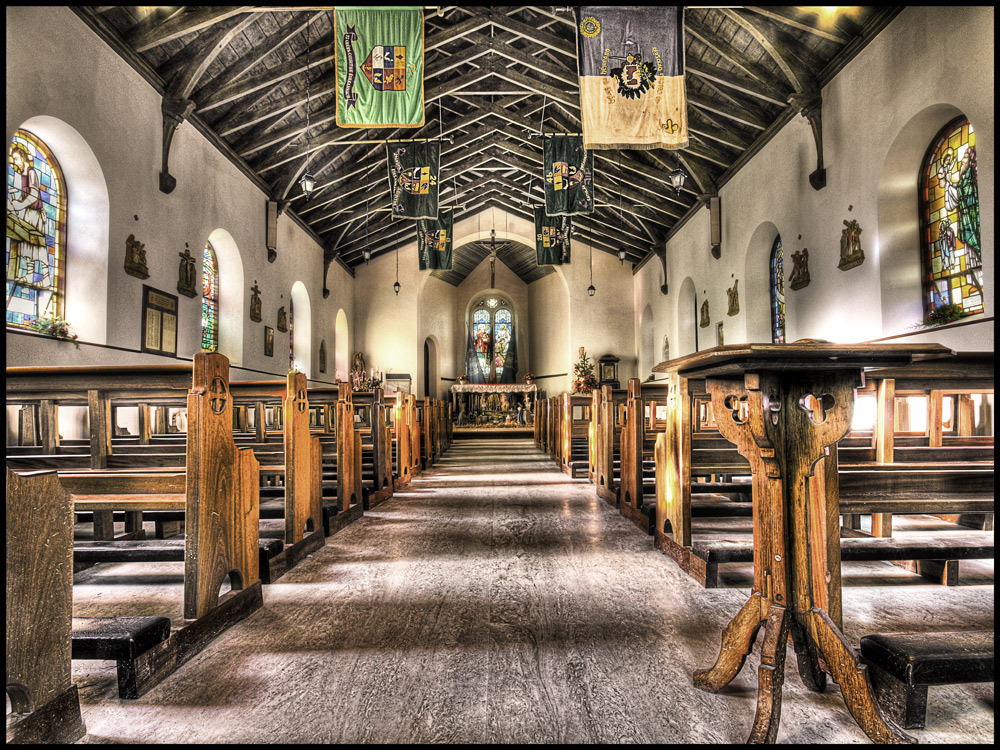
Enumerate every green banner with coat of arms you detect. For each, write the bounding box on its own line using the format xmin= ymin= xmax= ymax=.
xmin=387 ymin=141 xmax=439 ymax=219
xmin=544 ymin=135 xmax=594 ymax=216
xmin=534 ymin=206 xmax=571 ymax=266
xmin=335 ymin=6 xmax=424 ymax=128
xmin=417 ymin=209 xmax=453 ymax=270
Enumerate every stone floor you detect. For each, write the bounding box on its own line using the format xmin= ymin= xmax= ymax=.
xmin=72 ymin=438 xmax=993 ymax=744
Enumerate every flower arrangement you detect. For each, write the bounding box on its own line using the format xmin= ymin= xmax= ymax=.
xmin=456 ymin=373 xmax=469 ymax=383
xmin=922 ymin=303 xmax=971 ymax=327
xmin=29 ymin=316 xmax=80 ymax=348
xmin=522 ymin=372 xmax=535 ymax=383
xmin=571 ymin=349 xmax=599 ymax=395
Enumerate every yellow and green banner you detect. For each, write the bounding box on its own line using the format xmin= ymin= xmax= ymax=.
xmin=544 ymin=135 xmax=594 ymax=215
xmin=575 ymin=7 xmax=688 ymax=150
xmin=335 ymin=6 xmax=424 ymax=128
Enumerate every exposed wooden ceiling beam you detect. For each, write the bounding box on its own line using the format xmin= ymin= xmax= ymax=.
xmin=128 ymin=7 xmax=251 ymax=53
xmin=745 ymin=7 xmax=851 ymax=44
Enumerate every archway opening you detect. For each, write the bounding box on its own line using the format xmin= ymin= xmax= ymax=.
xmin=676 ymin=277 xmax=697 ymax=357
xmin=423 ymin=336 xmax=439 ymax=398
xmin=207 ymin=228 xmax=244 ymax=366
xmin=335 ymin=309 xmax=349 ymax=381
xmin=290 ymin=281 xmax=311 ymax=378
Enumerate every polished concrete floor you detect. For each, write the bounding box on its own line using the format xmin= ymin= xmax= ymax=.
xmin=74 ymin=439 xmax=994 ymax=744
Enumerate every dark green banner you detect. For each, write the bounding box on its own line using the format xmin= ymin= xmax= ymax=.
xmin=544 ymin=135 xmax=594 ymax=215
xmin=387 ymin=141 xmax=439 ymax=219
xmin=534 ymin=207 xmax=571 ymax=265
xmin=334 ymin=7 xmax=424 ymax=128
xmin=417 ymin=209 xmax=453 ymax=270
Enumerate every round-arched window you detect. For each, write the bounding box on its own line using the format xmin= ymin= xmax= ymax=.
xmin=469 ymin=297 xmax=516 ymax=383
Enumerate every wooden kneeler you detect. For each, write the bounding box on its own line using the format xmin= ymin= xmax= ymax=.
xmin=6 ymin=468 xmax=87 ymax=744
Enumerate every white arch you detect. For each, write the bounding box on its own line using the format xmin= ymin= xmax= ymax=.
xmin=335 ymin=309 xmax=349 ymax=381
xmin=876 ymin=103 xmax=967 ymax=336
xmin=423 ymin=334 xmax=440 ymax=398
xmin=639 ymin=303 xmax=655 ymax=379
xmin=290 ymin=281 xmax=312 ymax=378
xmin=16 ymin=116 xmax=109 ymax=345
xmin=742 ymin=221 xmax=782 ymax=343
xmin=207 ymin=228 xmax=244 ymax=366
xmin=676 ymin=277 xmax=697 ymax=357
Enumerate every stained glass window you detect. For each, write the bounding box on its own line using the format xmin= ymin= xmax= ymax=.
xmin=201 ymin=244 xmax=218 ymax=351
xmin=473 ymin=308 xmax=491 ymax=378
xmin=288 ymin=299 xmax=295 ymax=370
xmin=493 ymin=308 xmax=512 ymax=380
xmin=770 ymin=236 xmax=785 ymax=344
xmin=6 ymin=130 xmax=67 ymax=329
xmin=921 ymin=117 xmax=983 ymax=316
xmin=469 ymin=300 xmax=515 ymax=383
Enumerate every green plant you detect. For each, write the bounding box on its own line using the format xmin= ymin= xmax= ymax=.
xmin=572 ymin=351 xmax=599 ymax=394
xmin=29 ymin=316 xmax=80 ymax=347
xmin=923 ymin=303 xmax=970 ymax=327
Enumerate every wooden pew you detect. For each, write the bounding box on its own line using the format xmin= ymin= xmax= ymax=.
xmin=21 ymin=354 xmax=265 ymax=699
xmin=393 ymin=392 xmax=414 ymax=488
xmin=351 ymin=388 xmax=393 ymax=506
xmin=6 ymin=468 xmax=87 ymax=744
xmin=561 ymin=393 xmax=591 ymax=478
xmin=337 ymin=383 xmax=365 ymax=515
xmin=408 ymin=394 xmax=422 ymax=477
xmin=594 ymin=385 xmax=626 ymax=506
xmin=618 ymin=379 xmax=670 ymax=533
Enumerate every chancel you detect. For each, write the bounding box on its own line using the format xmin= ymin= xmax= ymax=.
xmin=5 ymin=5 xmax=994 ymax=745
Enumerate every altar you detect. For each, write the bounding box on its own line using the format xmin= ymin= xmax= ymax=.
xmin=449 ymin=383 xmax=538 ymax=428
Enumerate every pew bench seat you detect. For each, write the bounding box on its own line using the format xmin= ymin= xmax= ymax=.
xmin=72 ymin=616 xmax=172 ymax=699
xmin=860 ymin=630 xmax=994 ymax=729
xmin=689 ymin=534 xmax=994 ymax=587
xmin=73 ymin=537 xmax=284 ymax=567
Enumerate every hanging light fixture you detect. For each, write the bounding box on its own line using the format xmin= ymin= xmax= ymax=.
xmin=617 ymin=152 xmax=627 ymax=265
xmin=587 ymin=244 xmax=596 ymax=296
xmin=363 ymin=248 xmax=372 ymax=264
xmin=393 ymin=242 xmax=400 ymax=295
xmin=668 ymin=167 xmax=686 ymax=192
xmin=299 ymin=21 xmax=315 ymax=198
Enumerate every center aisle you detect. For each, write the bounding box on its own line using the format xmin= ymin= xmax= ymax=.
xmin=77 ymin=438 xmax=991 ymax=744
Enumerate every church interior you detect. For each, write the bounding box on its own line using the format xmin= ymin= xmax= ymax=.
xmin=5 ymin=5 xmax=994 ymax=744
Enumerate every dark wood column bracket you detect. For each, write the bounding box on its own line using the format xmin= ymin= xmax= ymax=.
xmin=788 ymin=90 xmax=826 ymax=191
xmin=657 ymin=245 xmax=669 ymax=295
xmin=159 ymin=96 xmax=196 ymax=194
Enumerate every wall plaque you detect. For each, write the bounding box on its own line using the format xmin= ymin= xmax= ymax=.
xmin=141 ymin=285 xmax=178 ymax=357
xmin=250 ymin=281 xmax=262 ymax=322
xmin=264 ymin=326 xmax=274 ymax=357
xmin=177 ymin=244 xmax=197 ymax=297
xmin=125 ymin=234 xmax=149 ymax=279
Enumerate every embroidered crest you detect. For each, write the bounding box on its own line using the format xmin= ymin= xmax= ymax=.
xmin=610 ymin=52 xmax=657 ymax=100
xmin=398 ymin=166 xmax=434 ymax=195
xmin=362 ymin=45 xmax=407 ymax=91
xmin=579 ymin=16 xmax=601 ymax=38
xmin=545 ymin=162 xmax=587 ymax=192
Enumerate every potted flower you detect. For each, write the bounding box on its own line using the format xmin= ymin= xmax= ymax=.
xmin=29 ymin=316 xmax=80 ymax=348
xmin=522 ymin=372 xmax=535 ymax=385
xmin=456 ymin=373 xmax=469 ymax=384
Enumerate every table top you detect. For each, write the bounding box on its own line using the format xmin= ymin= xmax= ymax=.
xmin=652 ymin=342 xmax=954 ymax=379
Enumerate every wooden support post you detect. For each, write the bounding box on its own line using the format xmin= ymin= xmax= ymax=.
xmin=872 ymin=378 xmax=895 ymax=537
xmin=138 ymin=403 xmax=152 ymax=445
xmin=88 ymin=389 xmax=111 ymax=470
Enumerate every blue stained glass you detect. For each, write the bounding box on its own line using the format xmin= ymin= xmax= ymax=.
xmin=770 ymin=236 xmax=785 ymax=344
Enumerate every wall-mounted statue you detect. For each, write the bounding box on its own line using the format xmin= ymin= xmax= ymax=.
xmin=790 ymin=247 xmax=811 ymax=290
xmin=700 ymin=299 xmax=710 ymax=328
xmin=177 ymin=244 xmax=197 ymax=297
xmin=726 ymin=278 xmax=739 ymax=316
xmin=124 ymin=234 xmax=149 ymax=279
xmin=838 ymin=219 xmax=865 ymax=270
xmin=249 ymin=281 xmax=262 ymax=322
xmin=277 ymin=306 xmax=288 ymax=333
xmin=352 ymin=351 xmax=366 ymax=376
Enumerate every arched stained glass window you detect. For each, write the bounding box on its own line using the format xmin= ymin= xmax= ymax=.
xmin=920 ymin=117 xmax=983 ymax=316
xmin=6 ymin=130 xmax=67 ymax=329
xmin=201 ymin=243 xmax=218 ymax=351
xmin=770 ymin=236 xmax=785 ymax=344
xmin=469 ymin=297 xmax=516 ymax=383
xmin=288 ymin=299 xmax=295 ymax=370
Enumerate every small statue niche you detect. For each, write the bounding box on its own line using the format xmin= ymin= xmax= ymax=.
xmin=124 ymin=234 xmax=149 ymax=279
xmin=250 ymin=282 xmax=262 ymax=322
xmin=177 ymin=243 xmax=197 ymax=297
xmin=700 ymin=299 xmax=711 ymax=328
xmin=838 ymin=219 xmax=865 ymax=271
xmin=726 ymin=278 xmax=739 ymax=317
xmin=790 ymin=248 xmax=811 ymax=290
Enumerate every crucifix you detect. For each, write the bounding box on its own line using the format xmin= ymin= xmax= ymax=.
xmin=489 ymin=228 xmax=497 ymax=289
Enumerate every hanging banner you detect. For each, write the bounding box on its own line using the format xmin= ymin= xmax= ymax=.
xmin=575 ymin=6 xmax=688 ymax=150
xmin=544 ymin=135 xmax=595 ymax=215
xmin=334 ymin=6 xmax=424 ymax=128
xmin=534 ymin=207 xmax=572 ymax=265
xmin=387 ymin=140 xmax=439 ymax=219
xmin=417 ymin=209 xmax=453 ymax=270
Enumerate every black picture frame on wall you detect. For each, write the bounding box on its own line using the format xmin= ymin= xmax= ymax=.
xmin=140 ymin=285 xmax=179 ymax=357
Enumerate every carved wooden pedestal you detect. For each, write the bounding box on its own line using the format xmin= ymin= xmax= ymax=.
xmin=654 ymin=344 xmax=952 ymax=744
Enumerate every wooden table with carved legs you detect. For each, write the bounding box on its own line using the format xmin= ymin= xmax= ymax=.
xmin=654 ymin=343 xmax=952 ymax=745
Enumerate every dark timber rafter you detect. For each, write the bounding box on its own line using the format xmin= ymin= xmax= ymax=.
xmin=85 ymin=5 xmax=897 ymax=273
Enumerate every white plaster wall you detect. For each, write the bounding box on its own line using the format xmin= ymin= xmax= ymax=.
xmin=633 ymin=6 xmax=994 ymax=358
xmin=6 ymin=6 xmax=353 ymax=383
